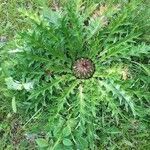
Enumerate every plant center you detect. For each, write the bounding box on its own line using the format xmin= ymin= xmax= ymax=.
xmin=72 ymin=58 xmax=95 ymax=79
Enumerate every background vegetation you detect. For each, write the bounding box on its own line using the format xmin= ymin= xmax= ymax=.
xmin=0 ymin=0 xmax=150 ymax=149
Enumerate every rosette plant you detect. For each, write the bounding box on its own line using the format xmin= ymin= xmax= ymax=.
xmin=7 ymin=0 xmax=150 ymax=149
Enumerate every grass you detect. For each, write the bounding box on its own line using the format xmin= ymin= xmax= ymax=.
xmin=0 ymin=0 xmax=150 ymax=149
xmin=0 ymin=1 xmax=44 ymax=149
xmin=1 ymin=0 xmax=45 ymax=37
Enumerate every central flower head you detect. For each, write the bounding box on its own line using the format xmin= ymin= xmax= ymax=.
xmin=72 ymin=58 xmax=95 ymax=79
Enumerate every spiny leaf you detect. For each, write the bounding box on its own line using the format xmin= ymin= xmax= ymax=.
xmin=55 ymin=80 xmax=80 ymax=115
xmin=28 ymin=76 xmax=65 ymax=99
xmin=99 ymin=79 xmax=136 ymax=116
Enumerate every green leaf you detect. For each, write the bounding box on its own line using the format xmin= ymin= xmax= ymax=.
xmin=35 ymin=138 xmax=48 ymax=148
xmin=28 ymin=76 xmax=65 ymax=99
xmin=63 ymin=126 xmax=71 ymax=137
xmin=98 ymin=79 xmax=136 ymax=116
xmin=123 ymin=139 xmax=134 ymax=147
xmin=5 ymin=77 xmax=22 ymax=91
xmin=106 ymin=127 xmax=121 ymax=134
xmin=63 ymin=138 xmax=73 ymax=146
xmin=12 ymin=97 xmax=17 ymax=113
